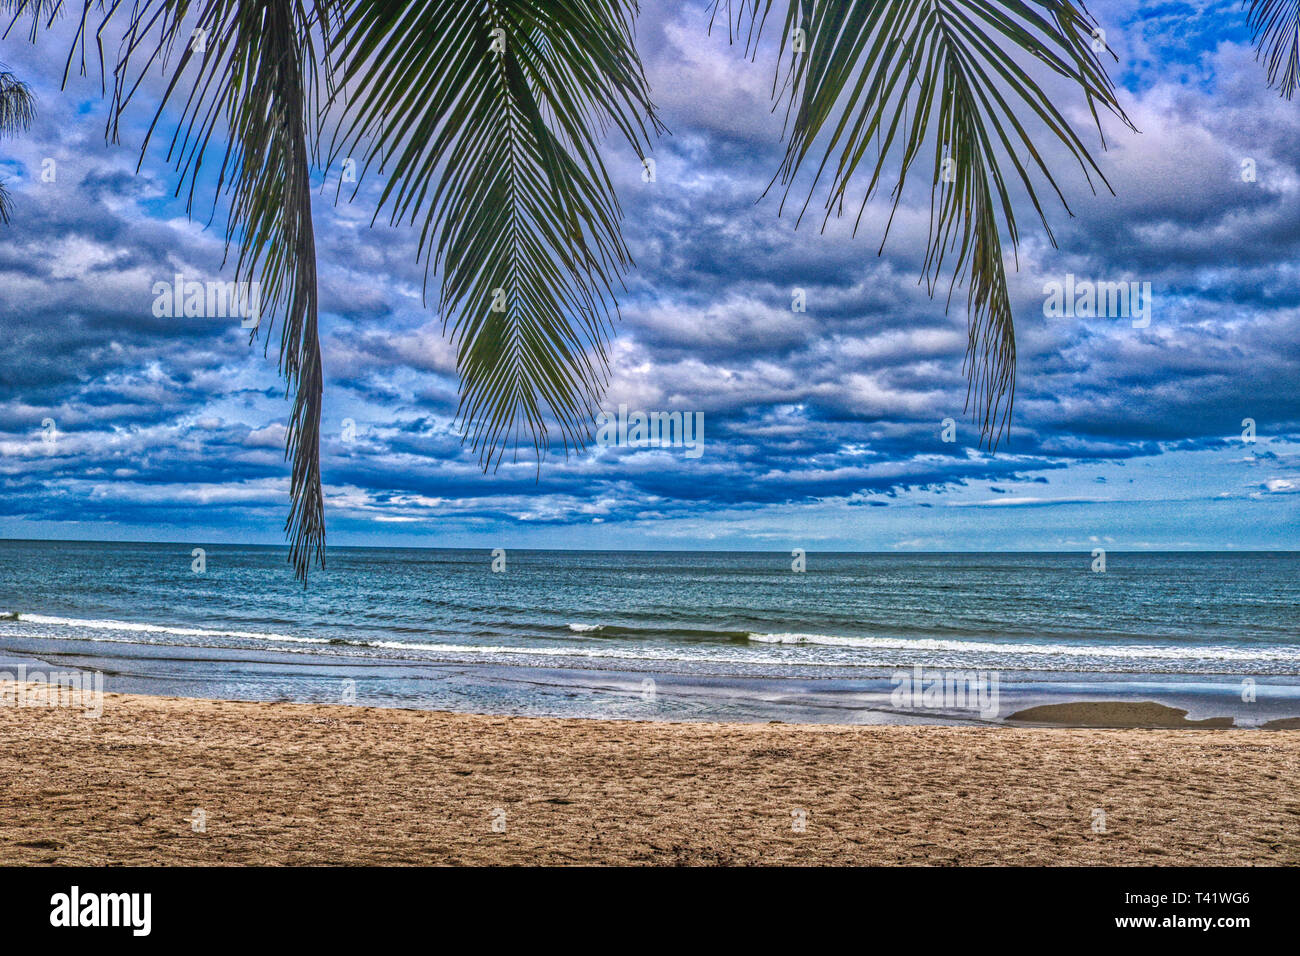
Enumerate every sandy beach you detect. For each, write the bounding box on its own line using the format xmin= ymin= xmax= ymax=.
xmin=2 ymin=682 xmax=1298 ymax=866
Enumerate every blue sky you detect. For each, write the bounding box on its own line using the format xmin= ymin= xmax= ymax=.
xmin=0 ymin=0 xmax=1297 ymax=553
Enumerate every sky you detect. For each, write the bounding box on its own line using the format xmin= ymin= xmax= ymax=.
xmin=0 ymin=0 xmax=1297 ymax=554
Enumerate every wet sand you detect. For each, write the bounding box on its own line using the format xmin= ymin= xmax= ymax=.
xmin=2 ymin=683 xmax=1298 ymax=865
xmin=1005 ymin=701 xmax=1238 ymax=728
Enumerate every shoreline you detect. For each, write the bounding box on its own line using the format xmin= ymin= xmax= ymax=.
xmin=2 ymin=682 xmax=1299 ymax=865
xmin=4 ymin=641 xmax=1300 ymax=728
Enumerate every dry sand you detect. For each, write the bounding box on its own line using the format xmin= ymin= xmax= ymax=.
xmin=2 ymin=683 xmax=1299 ymax=865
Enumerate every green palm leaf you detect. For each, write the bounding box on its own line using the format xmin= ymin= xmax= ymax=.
xmin=0 ymin=67 xmax=35 ymax=223
xmin=126 ymin=0 xmax=332 ymax=583
xmin=713 ymin=0 xmax=1132 ymax=443
xmin=327 ymin=0 xmax=661 ymax=470
xmin=1247 ymin=0 xmax=1300 ymax=98
xmin=16 ymin=0 xmax=333 ymax=581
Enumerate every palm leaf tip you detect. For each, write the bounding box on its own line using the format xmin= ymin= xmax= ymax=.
xmin=0 ymin=68 xmax=35 ymax=225
xmin=1247 ymin=0 xmax=1300 ymax=98
xmin=0 ymin=70 xmax=35 ymax=135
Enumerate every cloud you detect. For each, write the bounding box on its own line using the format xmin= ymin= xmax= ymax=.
xmin=0 ymin=0 xmax=1297 ymax=551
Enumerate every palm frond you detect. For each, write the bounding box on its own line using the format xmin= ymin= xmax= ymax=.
xmin=0 ymin=67 xmax=35 ymax=225
xmin=1247 ymin=0 xmax=1300 ymax=98
xmin=328 ymin=0 xmax=661 ymax=470
xmin=40 ymin=0 xmax=334 ymax=582
xmin=712 ymin=0 xmax=1132 ymax=444
xmin=0 ymin=68 xmax=35 ymax=134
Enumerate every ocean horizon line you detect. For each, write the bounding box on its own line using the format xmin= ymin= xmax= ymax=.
xmin=2 ymin=538 xmax=1300 ymax=561
xmin=1 ymin=537 xmax=1296 ymax=556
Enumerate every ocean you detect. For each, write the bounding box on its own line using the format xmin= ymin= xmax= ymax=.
xmin=2 ymin=540 xmax=1298 ymax=724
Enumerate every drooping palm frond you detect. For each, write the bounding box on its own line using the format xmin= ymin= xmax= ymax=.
xmin=1247 ymin=0 xmax=1300 ymax=98
xmin=8 ymin=0 xmax=335 ymax=582
xmin=0 ymin=69 xmax=34 ymax=132
xmin=0 ymin=67 xmax=36 ymax=224
xmin=328 ymin=0 xmax=661 ymax=470
xmin=713 ymin=0 xmax=1132 ymax=445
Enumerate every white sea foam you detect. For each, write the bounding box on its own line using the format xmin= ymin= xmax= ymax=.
xmin=13 ymin=613 xmax=330 ymax=645
xmin=744 ymin=631 xmax=1300 ymax=661
xmin=365 ymin=638 xmax=746 ymax=663
xmin=6 ymin=612 xmax=1298 ymax=671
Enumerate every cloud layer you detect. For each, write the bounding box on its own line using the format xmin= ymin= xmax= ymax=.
xmin=0 ymin=1 xmax=1297 ymax=553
